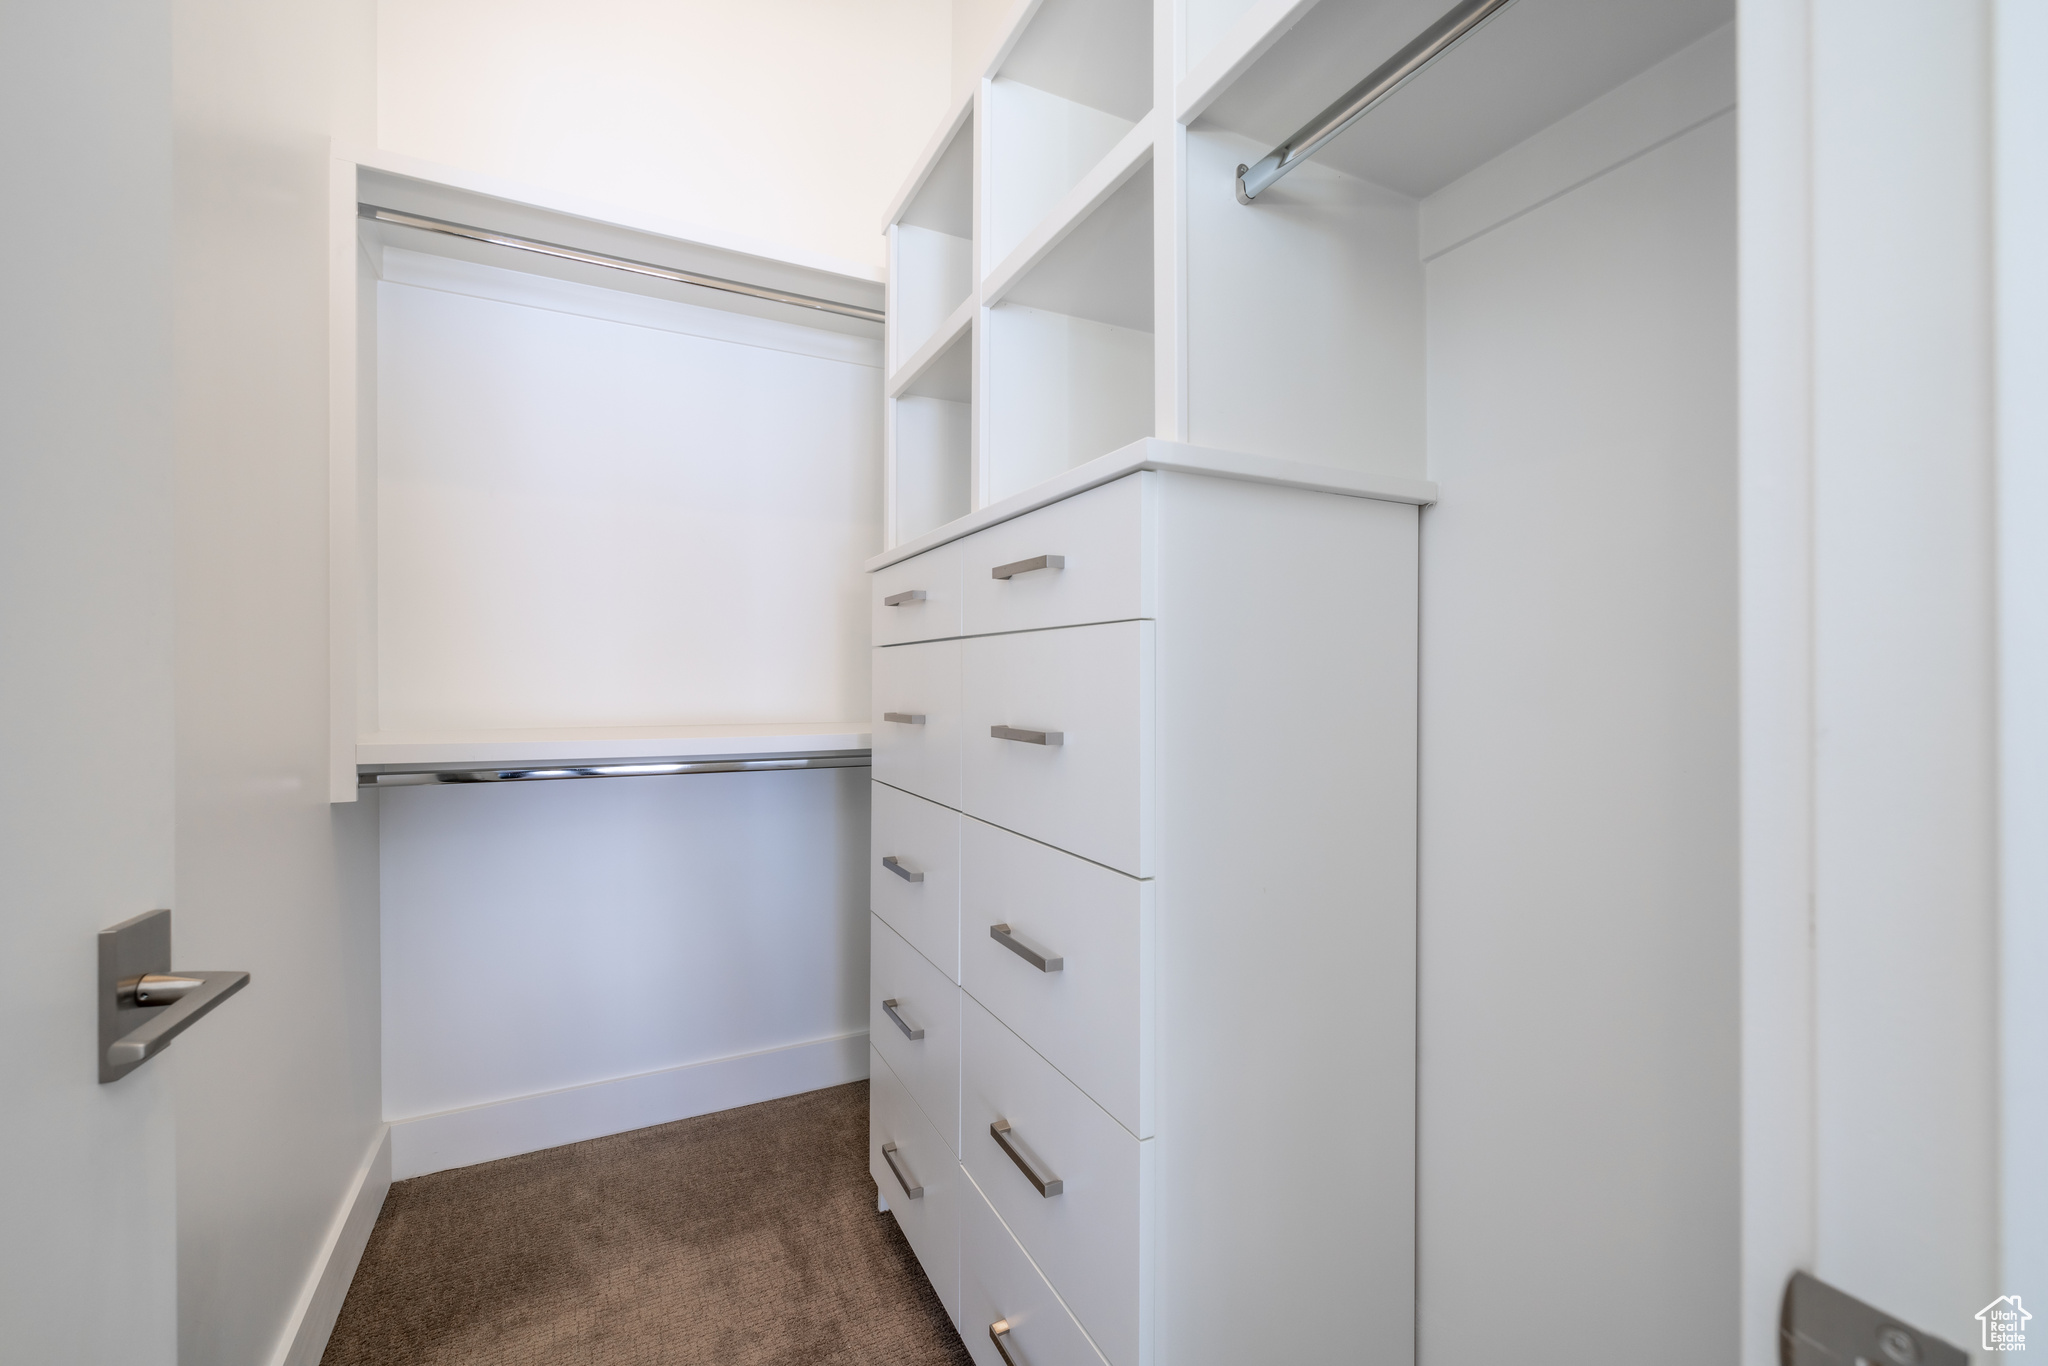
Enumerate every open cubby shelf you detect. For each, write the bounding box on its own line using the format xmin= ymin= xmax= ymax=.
xmin=879 ymin=0 xmax=1734 ymax=548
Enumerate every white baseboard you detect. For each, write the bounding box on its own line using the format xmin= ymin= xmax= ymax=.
xmin=389 ymin=1031 xmax=871 ymax=1180
xmin=270 ymin=1124 xmax=393 ymax=1366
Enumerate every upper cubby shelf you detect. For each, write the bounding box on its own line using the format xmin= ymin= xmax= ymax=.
xmin=890 ymin=111 xmax=973 ymax=368
xmin=891 ymin=317 xmax=972 ymax=542
xmin=982 ymin=161 xmax=1154 ymax=504
xmin=983 ymin=0 xmax=1154 ymax=272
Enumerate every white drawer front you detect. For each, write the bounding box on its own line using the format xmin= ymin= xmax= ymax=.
xmin=961 ymin=1175 xmax=1112 ymax=1366
xmin=962 ymin=816 xmax=1150 ymax=1137
xmin=961 ymin=621 xmax=1152 ymax=877
xmin=871 ymin=1045 xmax=961 ymax=1328
xmin=874 ymin=637 xmax=962 ymax=810
xmin=871 ymin=914 xmax=961 ymax=1155
xmin=961 ymin=995 xmax=1144 ymax=1366
xmin=871 ymin=782 xmax=962 ymax=982
xmin=960 ymin=473 xmax=1152 ymax=637
xmin=874 ymin=539 xmax=964 ymax=646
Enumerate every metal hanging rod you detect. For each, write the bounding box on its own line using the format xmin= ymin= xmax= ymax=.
xmin=359 ymin=206 xmax=886 ymax=324
xmin=359 ymin=752 xmax=871 ymax=789
xmin=1235 ymin=0 xmax=1519 ymax=204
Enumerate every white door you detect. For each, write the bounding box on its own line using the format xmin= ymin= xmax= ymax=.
xmin=0 ymin=6 xmax=180 ymax=1361
xmin=1740 ymin=3 xmax=2044 ymax=1361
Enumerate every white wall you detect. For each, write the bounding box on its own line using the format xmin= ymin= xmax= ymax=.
xmin=370 ymin=170 xmax=886 ymax=1170
xmin=951 ymin=0 xmax=1014 ymax=98
xmin=0 ymin=3 xmax=180 ymax=1360
xmin=381 ymin=769 xmax=870 ymax=1172
xmin=1417 ymin=70 xmax=1739 ymax=1366
xmin=376 ymin=0 xmax=953 ymax=271
xmin=170 ymin=1 xmax=385 ymax=1363
xmin=372 ymin=250 xmax=881 ymax=734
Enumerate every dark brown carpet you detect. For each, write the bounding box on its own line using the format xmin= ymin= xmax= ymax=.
xmin=321 ymin=1082 xmax=971 ymax=1366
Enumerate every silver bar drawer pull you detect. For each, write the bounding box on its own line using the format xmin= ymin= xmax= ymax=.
xmin=990 ymin=1119 xmax=1062 ymax=1196
xmin=882 ymin=589 xmax=927 ymax=606
xmin=990 ymin=554 xmax=1064 ymax=580
xmin=881 ymin=1141 xmax=924 ymax=1199
xmin=989 ymin=1320 xmax=1020 ymax=1366
xmin=881 ymin=855 xmax=925 ymax=883
xmin=881 ymin=998 xmax=925 ymax=1040
xmin=990 ymin=923 xmax=1062 ymax=972
xmin=882 ymin=711 xmax=926 ymax=725
xmin=990 ymin=724 xmax=1062 ymax=746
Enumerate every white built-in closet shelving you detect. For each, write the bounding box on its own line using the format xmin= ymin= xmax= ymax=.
xmin=325 ymin=147 xmax=889 ymax=801
xmin=879 ymin=0 xmax=1730 ymax=547
xmin=872 ymin=0 xmax=1737 ymax=1360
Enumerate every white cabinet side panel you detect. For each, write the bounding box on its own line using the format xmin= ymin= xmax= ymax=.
xmin=1418 ymin=114 xmax=1738 ymax=1366
xmin=1152 ymin=475 xmax=1418 ymax=1366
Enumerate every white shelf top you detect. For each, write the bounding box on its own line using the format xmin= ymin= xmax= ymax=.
xmin=358 ymin=723 xmax=871 ymax=770
xmin=866 ymin=439 xmax=1438 ymax=572
xmin=338 ymin=142 xmax=885 ymax=286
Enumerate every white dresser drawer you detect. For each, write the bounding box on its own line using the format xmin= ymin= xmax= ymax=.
xmin=874 ymin=539 xmax=964 ymax=646
xmin=962 ymin=816 xmax=1151 ymax=1137
xmin=961 ymin=1176 xmax=1112 ymax=1366
xmin=873 ymin=637 xmax=962 ymax=810
xmin=961 ymin=621 xmax=1152 ymax=877
xmin=961 ymin=995 xmax=1144 ymax=1366
xmin=871 ymin=1045 xmax=961 ymax=1329
xmin=871 ymin=914 xmax=961 ymax=1155
xmin=960 ymin=474 xmax=1153 ymax=636
xmin=871 ymin=782 xmax=962 ymax=982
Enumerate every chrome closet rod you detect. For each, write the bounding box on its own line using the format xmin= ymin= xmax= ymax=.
xmin=359 ymin=753 xmax=872 ymax=788
xmin=1235 ymin=0 xmax=1520 ymax=204
xmin=359 ymin=206 xmax=886 ymax=324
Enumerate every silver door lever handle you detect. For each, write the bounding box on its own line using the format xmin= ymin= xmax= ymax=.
xmin=882 ymin=855 xmax=924 ymax=883
xmin=882 ymin=589 xmax=927 ymax=606
xmin=99 ymin=908 xmax=249 ymax=1084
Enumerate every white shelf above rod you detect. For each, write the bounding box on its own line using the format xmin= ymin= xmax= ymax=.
xmin=1234 ymin=0 xmax=1518 ymax=203
xmin=359 ymin=205 xmax=886 ymax=324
